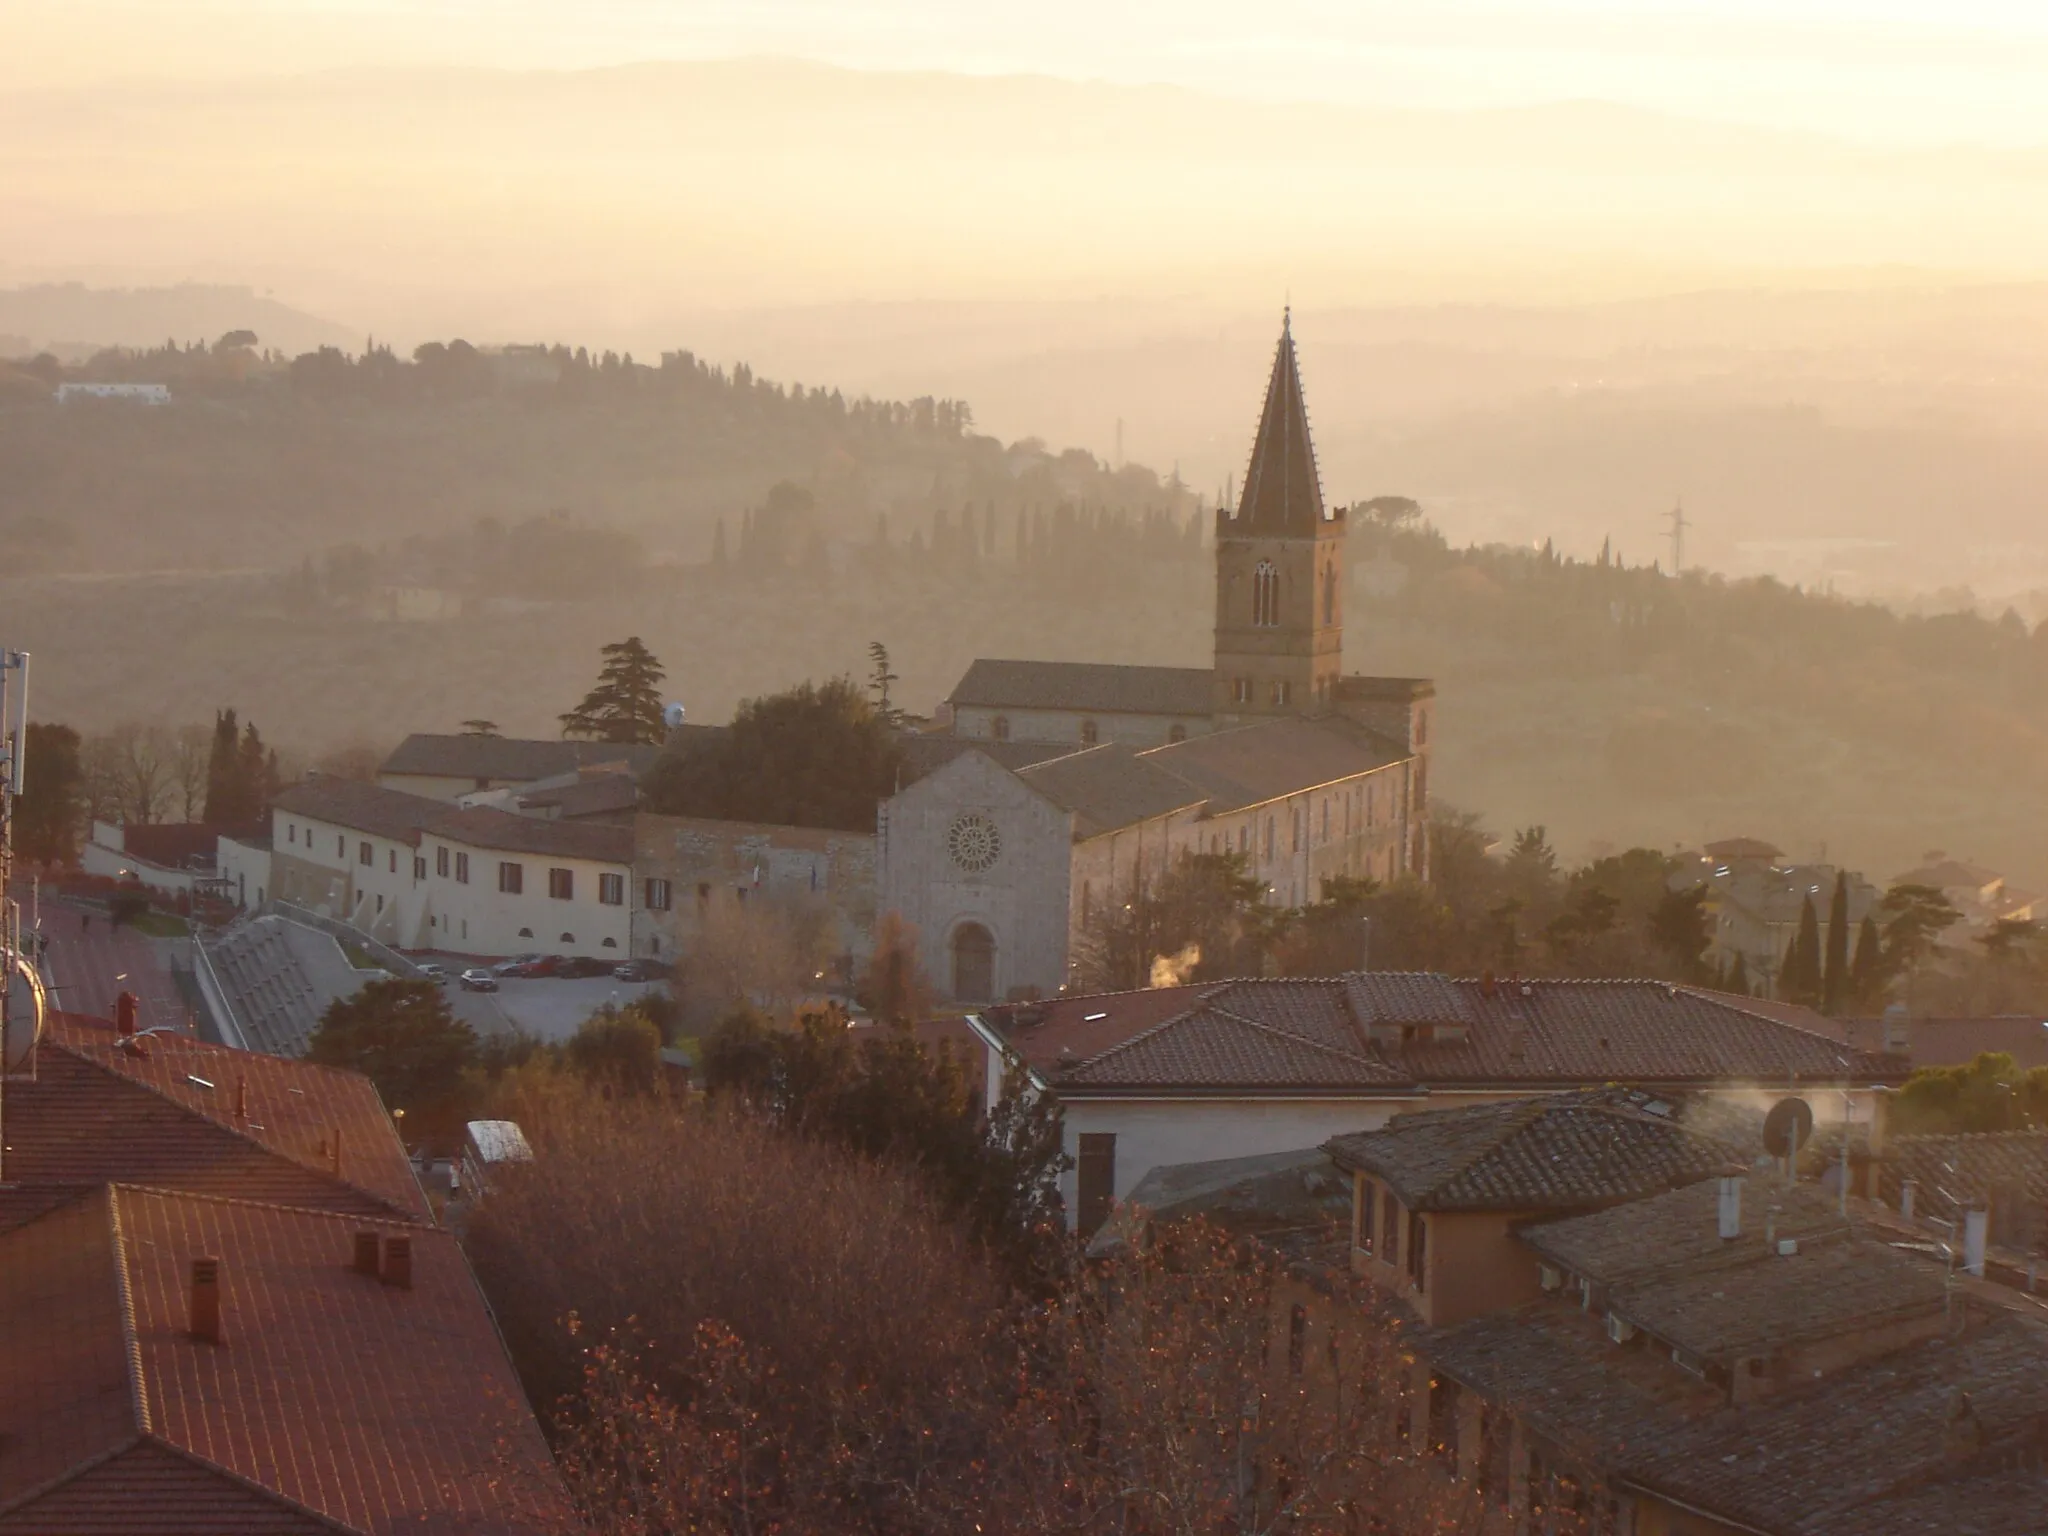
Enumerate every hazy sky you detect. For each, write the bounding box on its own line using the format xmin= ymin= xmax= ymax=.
xmin=14 ymin=0 xmax=2048 ymax=145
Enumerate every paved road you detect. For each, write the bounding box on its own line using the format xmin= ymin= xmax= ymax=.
xmin=33 ymin=898 xmax=189 ymax=1034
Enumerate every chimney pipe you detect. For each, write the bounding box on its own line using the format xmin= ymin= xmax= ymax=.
xmin=1718 ymin=1175 xmax=1743 ymax=1240
xmin=382 ymin=1233 xmax=412 ymax=1290
xmin=352 ymin=1230 xmax=380 ymax=1277
xmin=189 ymin=1256 xmax=222 ymax=1344
xmin=1901 ymin=1179 xmax=1916 ymax=1222
xmin=116 ymin=991 xmax=138 ymax=1037
xmin=234 ymin=1076 xmax=248 ymax=1123
xmin=330 ymin=1124 xmax=343 ymax=1175
xmin=1964 ymin=1208 xmax=1988 ymax=1278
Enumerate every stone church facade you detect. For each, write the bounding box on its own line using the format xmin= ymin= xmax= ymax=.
xmin=880 ymin=313 xmax=1437 ymax=1002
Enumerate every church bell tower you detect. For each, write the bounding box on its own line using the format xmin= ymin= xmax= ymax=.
xmin=1213 ymin=310 xmax=1344 ymax=718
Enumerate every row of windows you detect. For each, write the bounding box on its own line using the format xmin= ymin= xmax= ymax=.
xmin=285 ymin=821 xmax=622 ymax=903
xmin=988 ymin=716 xmax=1186 ymax=747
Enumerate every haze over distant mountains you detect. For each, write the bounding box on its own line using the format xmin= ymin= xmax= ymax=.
xmin=10 ymin=58 xmax=2048 ymax=596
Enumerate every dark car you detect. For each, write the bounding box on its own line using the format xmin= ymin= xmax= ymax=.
xmin=458 ymin=968 xmax=499 ymax=992
xmin=557 ymin=955 xmax=611 ymax=979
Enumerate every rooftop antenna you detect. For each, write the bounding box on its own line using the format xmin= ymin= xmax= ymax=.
xmin=1666 ymin=498 xmax=1690 ymax=575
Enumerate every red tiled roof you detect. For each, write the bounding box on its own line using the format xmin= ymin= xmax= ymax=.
xmin=983 ymin=975 xmax=1897 ymax=1097
xmin=0 ymin=1186 xmax=571 ymax=1534
xmin=4 ymin=1014 xmax=429 ymax=1223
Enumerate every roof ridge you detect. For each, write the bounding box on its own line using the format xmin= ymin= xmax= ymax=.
xmin=1199 ymin=1003 xmax=1389 ymax=1070
xmin=107 ymin=1181 xmax=436 ymax=1228
xmin=106 ymin=1187 xmax=151 ymax=1437
xmin=51 ymin=1036 xmax=420 ymax=1221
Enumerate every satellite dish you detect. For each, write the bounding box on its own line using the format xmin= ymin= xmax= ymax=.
xmin=661 ymin=702 xmax=687 ymax=729
xmin=1762 ymin=1097 xmax=1814 ymax=1161
xmin=3 ymin=955 xmax=46 ymax=1072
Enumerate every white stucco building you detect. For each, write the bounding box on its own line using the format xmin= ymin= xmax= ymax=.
xmin=964 ymin=975 xmax=1902 ymax=1233
xmin=245 ymin=776 xmax=633 ymax=957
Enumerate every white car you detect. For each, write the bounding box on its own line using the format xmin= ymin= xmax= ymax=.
xmin=415 ymin=962 xmax=449 ymax=982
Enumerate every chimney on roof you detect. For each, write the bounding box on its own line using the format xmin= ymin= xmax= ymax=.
xmin=1717 ymin=1175 xmax=1744 ymax=1241
xmin=234 ymin=1076 xmax=247 ymax=1123
xmin=1480 ymin=969 xmax=1496 ymax=998
xmin=1964 ymin=1208 xmax=1988 ymax=1278
xmin=1900 ymin=1179 xmax=1917 ymax=1222
xmin=116 ymin=991 xmax=138 ymax=1037
xmin=189 ymin=1256 xmax=223 ymax=1344
xmin=330 ymin=1124 xmax=343 ymax=1175
xmin=382 ymin=1233 xmax=413 ymax=1290
xmin=352 ymin=1230 xmax=380 ymax=1277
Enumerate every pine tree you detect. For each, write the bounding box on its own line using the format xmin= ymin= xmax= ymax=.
xmin=237 ymin=720 xmax=269 ymax=819
xmin=1728 ymin=950 xmax=1751 ymax=996
xmin=1821 ymin=871 xmax=1851 ymax=1014
xmin=559 ymin=637 xmax=668 ymax=745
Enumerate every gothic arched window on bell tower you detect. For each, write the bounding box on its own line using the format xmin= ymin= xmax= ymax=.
xmin=1253 ymin=561 xmax=1279 ymax=627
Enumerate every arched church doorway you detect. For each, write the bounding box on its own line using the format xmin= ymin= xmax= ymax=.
xmin=951 ymin=922 xmax=995 ymax=1003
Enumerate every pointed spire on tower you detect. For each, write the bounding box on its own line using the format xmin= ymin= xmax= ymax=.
xmin=1233 ymin=308 xmax=1326 ymax=534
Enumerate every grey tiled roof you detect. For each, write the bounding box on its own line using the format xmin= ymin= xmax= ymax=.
xmin=1142 ymin=715 xmax=1406 ymax=813
xmin=1068 ymin=1003 xmax=1406 ymax=1089
xmin=1880 ymin=1131 xmax=2048 ymax=1251
xmin=1229 ymin=313 xmax=1326 ymax=534
xmin=947 ymin=659 xmax=1214 ymax=716
xmin=1323 ymin=1089 xmax=1738 ymax=1212
xmin=1016 ymin=744 xmax=1206 ymax=839
xmin=1423 ymin=1300 xmax=2048 ymax=1536
xmin=379 ymin=733 xmax=667 ymax=783
xmin=273 ymin=776 xmax=633 ymax=863
xmin=1521 ymin=1177 xmax=1853 ymax=1290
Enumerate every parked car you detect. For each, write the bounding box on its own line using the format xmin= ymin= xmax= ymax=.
xmin=612 ymin=961 xmax=654 ymax=982
xmin=557 ymin=955 xmax=611 ymax=979
xmin=458 ymin=968 xmax=499 ymax=992
xmin=415 ymin=962 xmax=448 ymax=983
xmin=492 ymin=953 xmax=541 ymax=976
xmin=511 ymin=955 xmax=563 ymax=978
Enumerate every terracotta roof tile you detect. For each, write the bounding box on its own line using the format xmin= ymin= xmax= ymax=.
xmin=1066 ymin=1005 xmax=1404 ymax=1089
xmin=1140 ymin=716 xmax=1405 ymax=814
xmin=6 ymin=1015 xmax=430 ymax=1224
xmin=0 ymin=1439 xmax=342 ymax=1533
xmin=0 ymin=1187 xmax=572 ymax=1535
xmin=990 ymin=975 xmax=1896 ymax=1097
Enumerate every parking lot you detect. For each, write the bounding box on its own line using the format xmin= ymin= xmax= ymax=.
xmin=422 ymin=955 xmax=661 ymax=1044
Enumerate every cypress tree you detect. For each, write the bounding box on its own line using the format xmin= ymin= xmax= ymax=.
xmin=1850 ymin=914 xmax=1885 ymax=1009
xmin=1822 ymin=871 xmax=1851 ymax=1014
xmin=203 ymin=708 xmax=239 ymax=822
xmin=1782 ymin=895 xmax=1823 ymax=1006
xmin=1728 ymin=950 xmax=1750 ymax=996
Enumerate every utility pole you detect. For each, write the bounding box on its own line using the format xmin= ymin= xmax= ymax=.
xmin=1666 ymin=498 xmax=1690 ymax=574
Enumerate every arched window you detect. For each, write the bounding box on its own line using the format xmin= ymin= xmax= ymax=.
xmin=1252 ymin=561 xmax=1280 ymax=627
xmin=992 ymin=715 xmax=1011 ymax=742
xmin=1168 ymin=723 xmax=1187 ymax=743
xmin=1080 ymin=719 xmax=1099 ymax=747
xmin=601 ymin=936 xmax=617 ymax=947
xmin=560 ymin=932 xmax=575 ymax=943
xmin=951 ymin=922 xmax=996 ymax=1003
xmin=517 ymin=927 xmax=534 ymax=938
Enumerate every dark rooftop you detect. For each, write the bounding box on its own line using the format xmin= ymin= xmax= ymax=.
xmin=1324 ymin=1088 xmax=1739 ymax=1212
xmin=379 ymin=731 xmax=665 ymax=784
xmin=946 ymin=658 xmax=1214 ymax=718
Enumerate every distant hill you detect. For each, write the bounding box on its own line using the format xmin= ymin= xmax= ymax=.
xmin=0 ymin=283 xmax=355 ymax=361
